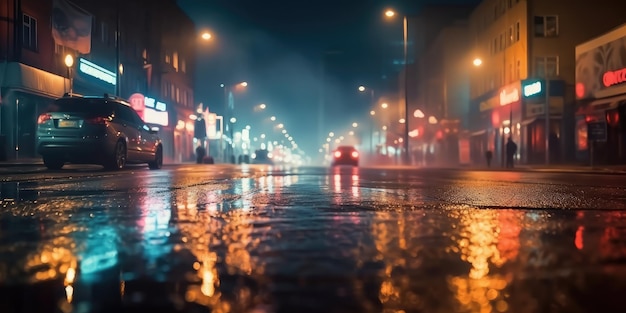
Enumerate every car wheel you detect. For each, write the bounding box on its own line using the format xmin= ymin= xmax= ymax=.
xmin=148 ymin=146 xmax=163 ymax=170
xmin=105 ymin=140 xmax=127 ymax=170
xmin=43 ymin=156 xmax=64 ymax=170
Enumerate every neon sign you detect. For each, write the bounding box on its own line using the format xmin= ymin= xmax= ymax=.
xmin=499 ymin=88 xmax=519 ymax=106
xmin=523 ymin=81 xmax=542 ymax=97
xmin=602 ymin=67 xmax=626 ymax=87
xmin=78 ymin=58 xmax=116 ymax=85
xmin=145 ymin=96 xmax=167 ymax=111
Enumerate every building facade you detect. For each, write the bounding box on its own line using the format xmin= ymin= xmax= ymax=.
xmin=468 ymin=0 xmax=625 ymax=166
xmin=398 ymin=5 xmax=476 ymax=164
xmin=0 ymin=0 xmax=196 ymax=163
xmin=575 ymin=23 xmax=626 ymax=165
xmin=416 ymin=20 xmax=472 ymax=166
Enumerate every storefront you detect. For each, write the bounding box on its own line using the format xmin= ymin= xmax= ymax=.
xmin=0 ymin=62 xmax=67 ymax=161
xmin=575 ymin=23 xmax=626 ymax=165
xmin=520 ymin=79 xmax=566 ymax=164
xmin=469 ymin=81 xmax=522 ymax=167
xmin=469 ymin=79 xmax=567 ymax=166
xmin=128 ymin=93 xmax=176 ymax=163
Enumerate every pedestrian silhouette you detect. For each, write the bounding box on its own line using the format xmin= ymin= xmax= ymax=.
xmin=506 ymin=137 xmax=517 ymax=168
xmin=485 ymin=150 xmax=493 ymax=167
xmin=195 ymin=144 xmax=206 ymax=164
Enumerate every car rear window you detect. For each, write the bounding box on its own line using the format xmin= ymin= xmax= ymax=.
xmin=47 ymin=98 xmax=116 ymax=115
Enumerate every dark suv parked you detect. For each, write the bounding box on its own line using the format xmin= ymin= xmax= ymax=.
xmin=37 ymin=94 xmax=163 ymax=170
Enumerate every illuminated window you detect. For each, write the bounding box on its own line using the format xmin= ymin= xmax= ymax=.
xmin=508 ymin=26 xmax=513 ymax=45
xmin=181 ymin=59 xmax=186 ymax=73
xmin=534 ymin=16 xmax=558 ymax=37
xmin=534 ymin=56 xmax=559 ymax=77
xmin=22 ymin=14 xmax=37 ymax=51
xmin=173 ymin=52 xmax=179 ymax=71
xmin=165 ymin=51 xmax=170 ymax=63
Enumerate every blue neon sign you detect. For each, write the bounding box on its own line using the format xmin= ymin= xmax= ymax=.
xmin=78 ymin=58 xmax=116 ymax=86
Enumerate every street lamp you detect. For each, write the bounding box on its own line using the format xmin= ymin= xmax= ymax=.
xmin=385 ymin=9 xmax=410 ymax=165
xmin=473 ymin=58 xmax=483 ymax=67
xmin=64 ymin=54 xmax=74 ymax=94
xmin=201 ymin=32 xmax=212 ymax=40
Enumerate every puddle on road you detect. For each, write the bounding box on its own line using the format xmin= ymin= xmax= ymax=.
xmin=1 ymin=173 xmax=626 ymax=312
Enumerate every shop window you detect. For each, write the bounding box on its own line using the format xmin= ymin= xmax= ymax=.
xmin=22 ymin=14 xmax=37 ymax=51
xmin=534 ymin=16 xmax=558 ymax=37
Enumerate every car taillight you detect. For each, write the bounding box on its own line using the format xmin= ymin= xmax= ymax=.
xmin=351 ymin=151 xmax=359 ymax=158
xmin=334 ymin=151 xmax=342 ymax=158
xmin=85 ymin=117 xmax=109 ymax=124
xmin=37 ymin=113 xmax=52 ymax=124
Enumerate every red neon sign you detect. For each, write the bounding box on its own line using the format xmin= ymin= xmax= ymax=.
xmin=602 ymin=67 xmax=626 ymax=87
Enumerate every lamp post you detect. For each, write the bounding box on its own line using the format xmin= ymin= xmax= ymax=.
xmin=64 ymin=54 xmax=74 ymax=94
xmin=220 ymin=81 xmax=247 ymax=163
xmin=385 ymin=9 xmax=410 ymax=165
xmin=359 ymin=85 xmax=376 ymax=155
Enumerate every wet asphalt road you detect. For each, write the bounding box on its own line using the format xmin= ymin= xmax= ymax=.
xmin=1 ymin=164 xmax=626 ymax=313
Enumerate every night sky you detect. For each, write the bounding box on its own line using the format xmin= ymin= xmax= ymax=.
xmin=177 ymin=0 xmax=479 ymax=157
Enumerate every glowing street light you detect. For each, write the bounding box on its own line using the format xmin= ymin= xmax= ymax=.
xmin=473 ymin=58 xmax=483 ymax=67
xmin=352 ymin=122 xmax=358 ymax=128
xmin=201 ymin=32 xmax=212 ymax=40
xmin=358 ymin=85 xmax=366 ymax=92
xmin=64 ymin=54 xmax=74 ymax=93
xmin=381 ymin=103 xmax=388 ymax=109
xmin=384 ymin=8 xmax=410 ymax=165
xmin=370 ymin=110 xmax=376 ymax=116
xmin=259 ymin=103 xmax=266 ymax=109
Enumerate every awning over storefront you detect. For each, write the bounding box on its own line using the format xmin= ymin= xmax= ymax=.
xmin=577 ymin=93 xmax=626 ymax=115
xmin=0 ymin=62 xmax=68 ymax=99
xmin=470 ymin=129 xmax=486 ymax=136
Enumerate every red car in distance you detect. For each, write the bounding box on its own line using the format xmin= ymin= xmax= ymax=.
xmin=331 ymin=146 xmax=359 ymax=167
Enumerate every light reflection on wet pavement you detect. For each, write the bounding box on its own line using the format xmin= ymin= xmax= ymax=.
xmin=1 ymin=165 xmax=626 ymax=312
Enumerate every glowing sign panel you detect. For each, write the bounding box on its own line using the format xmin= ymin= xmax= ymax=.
xmin=523 ymin=81 xmax=542 ymax=97
xmin=143 ymin=108 xmax=169 ymax=126
xmin=499 ymin=88 xmax=519 ymax=106
xmin=130 ymin=94 xmax=169 ymax=126
xmin=602 ymin=67 xmax=626 ymax=87
xmin=78 ymin=58 xmax=116 ymax=85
